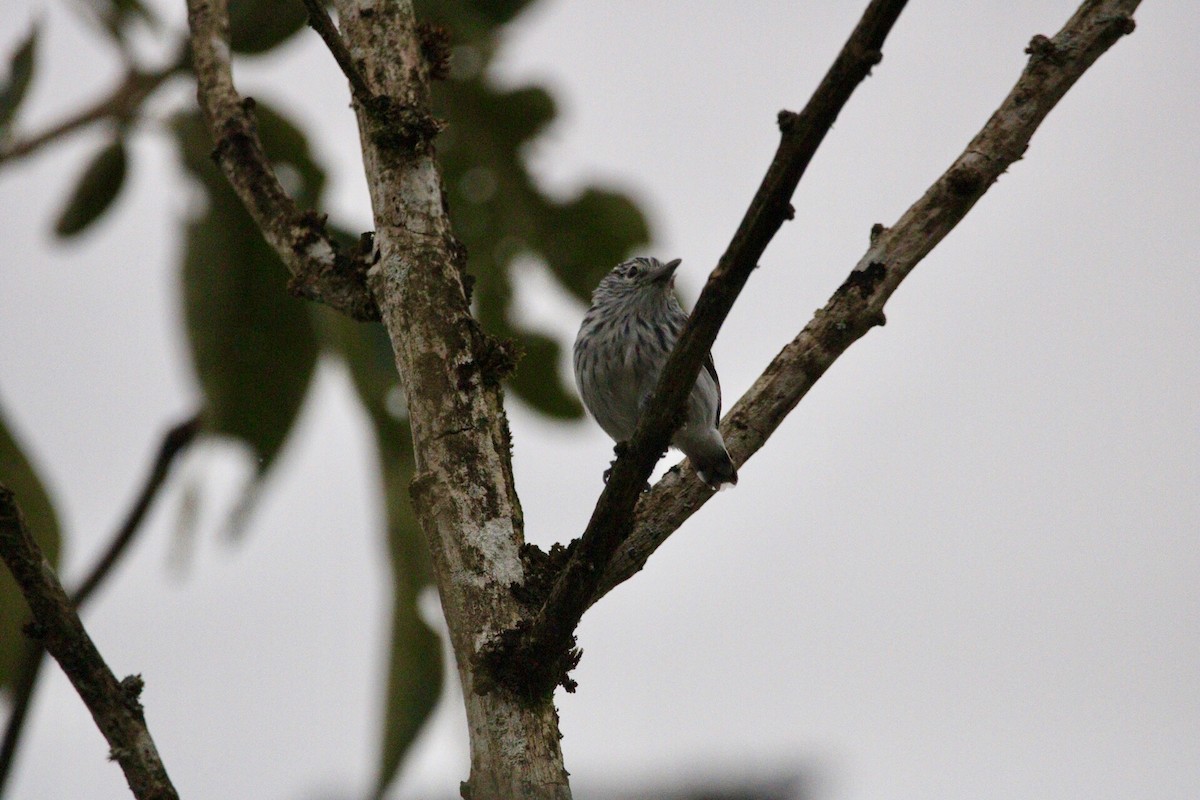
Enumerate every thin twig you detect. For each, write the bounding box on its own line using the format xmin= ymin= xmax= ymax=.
xmin=0 ymin=413 xmax=202 ymax=795
xmin=186 ymin=0 xmax=379 ymax=321
xmin=300 ymin=0 xmax=375 ymax=106
xmin=0 ymin=486 xmax=179 ymax=800
xmin=0 ymin=50 xmax=186 ymax=168
xmin=591 ymin=0 xmax=1141 ymax=604
xmin=73 ymin=414 xmax=203 ymax=606
xmin=0 ymin=640 xmax=42 ymax=797
xmin=490 ymin=0 xmax=911 ymax=699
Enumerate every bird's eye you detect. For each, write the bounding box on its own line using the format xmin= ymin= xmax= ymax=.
xmin=625 ymin=265 xmax=640 ymax=278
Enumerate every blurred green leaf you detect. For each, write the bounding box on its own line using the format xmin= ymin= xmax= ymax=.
xmin=68 ymin=0 xmax=158 ymax=44
xmin=110 ymin=0 xmax=156 ymax=23
xmin=251 ymin=103 xmax=326 ymax=210
xmin=181 ymin=208 xmax=318 ymax=475
xmin=229 ymin=0 xmax=309 ymax=55
xmin=314 ymin=298 xmax=400 ymax=419
xmin=507 ymin=331 xmax=581 ymax=418
xmin=413 ymin=0 xmax=536 ymax=44
xmin=432 ymin=65 xmax=650 ymax=420
xmin=174 ymin=109 xmax=320 ymax=482
xmin=374 ymin=554 xmax=442 ymax=800
xmin=0 ymin=400 xmax=61 ymax=693
xmin=174 ymin=103 xmax=325 ymax=209
xmin=173 ymin=110 xmax=218 ymax=181
xmin=54 ymin=137 xmax=127 ymax=238
xmin=472 ymin=271 xmax=581 ymax=419
xmin=371 ymin=422 xmax=442 ymax=800
xmin=0 ymin=25 xmax=37 ymax=138
xmin=316 ymin=308 xmax=443 ymax=799
xmin=446 ymin=83 xmax=557 ymax=150
xmin=538 ymin=188 xmax=653 ymax=302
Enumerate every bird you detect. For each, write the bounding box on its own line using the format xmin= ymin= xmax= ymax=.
xmin=573 ymin=256 xmax=738 ymax=489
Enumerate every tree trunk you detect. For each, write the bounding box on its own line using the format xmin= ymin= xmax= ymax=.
xmin=331 ymin=1 xmax=570 ymax=797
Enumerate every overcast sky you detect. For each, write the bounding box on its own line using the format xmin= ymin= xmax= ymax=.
xmin=1 ymin=2 xmax=1198 ymax=799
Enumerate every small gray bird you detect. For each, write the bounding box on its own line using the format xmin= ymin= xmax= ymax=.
xmin=573 ymin=257 xmax=738 ymax=489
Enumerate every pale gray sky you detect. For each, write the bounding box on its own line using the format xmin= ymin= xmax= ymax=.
xmin=1 ymin=2 xmax=1198 ymax=799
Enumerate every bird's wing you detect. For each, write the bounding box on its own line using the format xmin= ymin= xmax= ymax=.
xmin=703 ymin=351 xmax=722 ymax=421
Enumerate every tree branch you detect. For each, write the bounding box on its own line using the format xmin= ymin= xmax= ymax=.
xmin=0 ymin=486 xmax=179 ymax=800
xmin=0 ymin=639 xmax=42 ymax=796
xmin=0 ymin=413 xmax=201 ymax=793
xmin=185 ymin=0 xmax=379 ymax=321
xmin=72 ymin=413 xmax=203 ymax=607
xmin=0 ymin=58 xmax=182 ymax=167
xmin=493 ymin=0 xmax=911 ymax=700
xmin=300 ymin=0 xmax=375 ymax=107
xmin=592 ymin=0 xmax=1141 ymax=604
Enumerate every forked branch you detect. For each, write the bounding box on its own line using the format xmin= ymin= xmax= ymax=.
xmin=300 ymin=0 xmax=375 ymax=106
xmin=185 ymin=0 xmax=379 ymax=321
xmin=593 ymin=0 xmax=1141 ymax=603
xmin=490 ymin=0 xmax=911 ymax=699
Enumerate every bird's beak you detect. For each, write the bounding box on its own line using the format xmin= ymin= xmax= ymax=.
xmin=652 ymin=258 xmax=682 ymax=284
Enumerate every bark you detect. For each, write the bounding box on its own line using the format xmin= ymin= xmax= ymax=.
xmin=182 ymin=0 xmax=1142 ymax=796
xmin=329 ymin=1 xmax=571 ymax=797
xmin=0 ymin=414 xmax=200 ymax=791
xmin=0 ymin=486 xmax=179 ymax=800
xmin=186 ymin=0 xmax=379 ymax=321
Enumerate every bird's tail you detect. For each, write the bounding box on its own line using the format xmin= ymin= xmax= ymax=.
xmin=686 ymin=436 xmax=738 ymax=490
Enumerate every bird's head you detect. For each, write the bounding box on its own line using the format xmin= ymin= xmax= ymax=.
xmin=593 ymin=257 xmax=682 ymax=303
